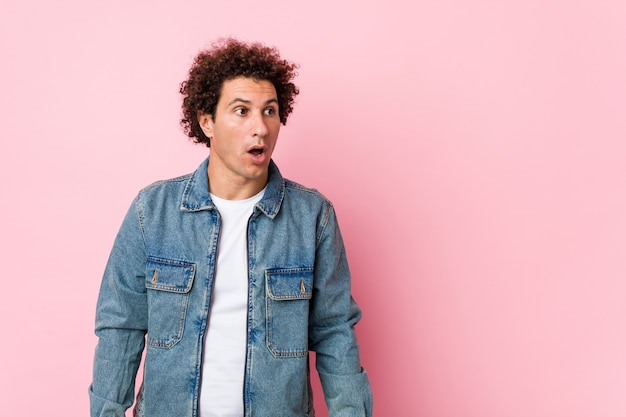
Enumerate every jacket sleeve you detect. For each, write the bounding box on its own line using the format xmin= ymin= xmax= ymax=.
xmin=89 ymin=197 xmax=148 ymax=417
xmin=309 ymin=202 xmax=373 ymax=417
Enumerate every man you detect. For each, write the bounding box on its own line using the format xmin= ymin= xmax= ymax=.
xmin=90 ymin=38 xmax=372 ymax=417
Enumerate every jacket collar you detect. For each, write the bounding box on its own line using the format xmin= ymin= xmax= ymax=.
xmin=180 ymin=156 xmax=285 ymax=219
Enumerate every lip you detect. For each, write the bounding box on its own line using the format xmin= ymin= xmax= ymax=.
xmin=247 ymin=145 xmax=268 ymax=165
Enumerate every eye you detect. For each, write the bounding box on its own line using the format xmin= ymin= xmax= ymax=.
xmin=234 ymin=107 xmax=248 ymax=116
xmin=263 ymin=107 xmax=277 ymax=116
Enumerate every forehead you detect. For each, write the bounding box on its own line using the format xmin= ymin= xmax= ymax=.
xmin=219 ymin=77 xmax=277 ymax=103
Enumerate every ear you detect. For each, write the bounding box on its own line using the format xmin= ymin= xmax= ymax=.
xmin=198 ymin=111 xmax=214 ymax=139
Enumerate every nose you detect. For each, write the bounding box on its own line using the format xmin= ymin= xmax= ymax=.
xmin=252 ymin=112 xmax=269 ymax=137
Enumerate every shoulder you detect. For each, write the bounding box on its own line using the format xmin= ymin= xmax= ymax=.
xmin=133 ymin=172 xmax=194 ymax=211
xmin=283 ymin=178 xmax=333 ymax=207
xmin=138 ymin=172 xmax=192 ymax=195
xmin=280 ymin=178 xmax=337 ymax=231
xmin=141 ymin=172 xmax=193 ymax=193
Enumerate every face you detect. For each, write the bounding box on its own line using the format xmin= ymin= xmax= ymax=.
xmin=200 ymin=77 xmax=280 ymax=198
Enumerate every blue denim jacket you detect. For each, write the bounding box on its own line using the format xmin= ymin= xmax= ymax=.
xmin=89 ymin=157 xmax=372 ymax=417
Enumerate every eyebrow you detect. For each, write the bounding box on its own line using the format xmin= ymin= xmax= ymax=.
xmin=226 ymin=98 xmax=279 ymax=107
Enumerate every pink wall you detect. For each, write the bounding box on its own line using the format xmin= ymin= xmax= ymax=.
xmin=1 ymin=1 xmax=625 ymax=416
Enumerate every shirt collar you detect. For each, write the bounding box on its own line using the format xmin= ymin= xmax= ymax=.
xmin=180 ymin=156 xmax=285 ymax=219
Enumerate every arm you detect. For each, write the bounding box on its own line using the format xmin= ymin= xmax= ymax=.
xmin=309 ymin=202 xmax=373 ymax=417
xmin=89 ymin=197 xmax=148 ymax=417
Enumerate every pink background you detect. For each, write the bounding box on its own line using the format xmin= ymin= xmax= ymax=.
xmin=1 ymin=1 xmax=625 ymax=416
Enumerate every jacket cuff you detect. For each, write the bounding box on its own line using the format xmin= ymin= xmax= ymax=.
xmin=89 ymin=385 xmax=128 ymax=417
xmin=318 ymin=368 xmax=373 ymax=417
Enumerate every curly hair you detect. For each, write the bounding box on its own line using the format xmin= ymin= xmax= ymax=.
xmin=179 ymin=38 xmax=299 ymax=147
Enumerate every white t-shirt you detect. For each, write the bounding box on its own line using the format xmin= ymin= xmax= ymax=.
xmin=199 ymin=188 xmax=265 ymax=417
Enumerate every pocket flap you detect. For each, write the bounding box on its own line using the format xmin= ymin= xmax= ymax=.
xmin=146 ymin=257 xmax=196 ymax=293
xmin=266 ymin=268 xmax=313 ymax=300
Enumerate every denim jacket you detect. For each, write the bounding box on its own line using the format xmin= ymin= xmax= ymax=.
xmin=89 ymin=157 xmax=372 ymax=417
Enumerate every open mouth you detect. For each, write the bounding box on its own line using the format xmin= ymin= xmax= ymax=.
xmin=249 ymin=148 xmax=264 ymax=157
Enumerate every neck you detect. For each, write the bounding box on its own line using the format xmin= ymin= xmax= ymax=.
xmin=207 ymin=165 xmax=268 ymax=201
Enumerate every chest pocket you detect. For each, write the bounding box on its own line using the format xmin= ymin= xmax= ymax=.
xmin=145 ymin=257 xmax=196 ymax=348
xmin=265 ymin=268 xmax=313 ymax=358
